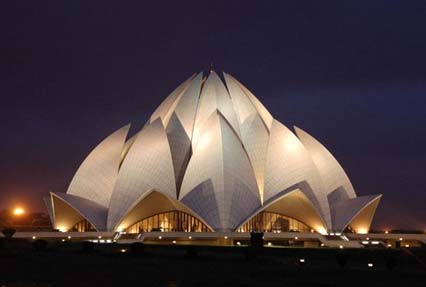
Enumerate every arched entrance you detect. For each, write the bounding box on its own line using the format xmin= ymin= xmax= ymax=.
xmin=237 ymin=211 xmax=312 ymax=233
xmin=125 ymin=210 xmax=212 ymax=233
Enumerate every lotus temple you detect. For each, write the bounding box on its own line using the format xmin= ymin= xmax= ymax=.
xmin=40 ymin=71 xmax=388 ymax=247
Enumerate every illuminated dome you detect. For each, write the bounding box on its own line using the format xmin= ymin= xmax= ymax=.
xmin=44 ymin=71 xmax=381 ymax=234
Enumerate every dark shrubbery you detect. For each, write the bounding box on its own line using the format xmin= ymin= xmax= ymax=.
xmin=1 ymin=228 xmax=16 ymax=239
xmin=185 ymin=245 xmax=198 ymax=258
xmin=33 ymin=239 xmax=48 ymax=251
xmin=244 ymin=247 xmax=257 ymax=261
xmin=81 ymin=241 xmax=95 ymax=253
xmin=250 ymin=232 xmax=264 ymax=248
xmin=336 ymin=252 xmax=348 ymax=268
xmin=386 ymin=255 xmax=398 ymax=271
xmin=130 ymin=242 xmax=145 ymax=255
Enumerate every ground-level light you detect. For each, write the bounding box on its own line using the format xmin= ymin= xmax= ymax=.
xmin=13 ymin=207 xmax=25 ymax=216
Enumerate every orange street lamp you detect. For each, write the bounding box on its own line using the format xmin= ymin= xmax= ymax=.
xmin=13 ymin=207 xmax=25 ymax=216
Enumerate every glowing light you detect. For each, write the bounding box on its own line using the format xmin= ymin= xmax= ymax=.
xmin=120 ymin=249 xmax=127 ymax=253
xmin=316 ymin=227 xmax=328 ymax=235
xmin=267 ymin=242 xmax=272 ymax=246
xmin=299 ymin=258 xmax=305 ymax=263
xmin=32 ymin=236 xmax=36 ymax=240
xmin=399 ymin=237 xmax=403 ymax=241
xmin=188 ymin=236 xmax=192 ymax=240
xmin=384 ymin=230 xmax=389 ymax=234
xmin=224 ymin=236 xmax=228 ymax=239
xmin=387 ymin=244 xmax=392 ymax=248
xmin=356 ymin=228 xmax=368 ymax=234
xmin=62 ymin=239 xmax=66 ymax=242
xmin=158 ymin=236 xmax=162 ymax=240
xmin=320 ymin=243 xmax=325 ymax=247
xmin=405 ymin=244 xmax=410 ymax=248
xmin=294 ymin=237 xmax=298 ymax=240
xmin=98 ymin=236 xmax=102 ymax=239
xmin=13 ymin=207 xmax=25 ymax=216
xmin=67 ymin=236 xmax=71 ymax=239
xmin=172 ymin=240 xmax=177 ymax=244
xmin=236 ymin=241 xmax=241 ymax=246
xmin=368 ymin=263 xmax=373 ymax=268
xmin=339 ymin=245 xmax=343 ymax=249
xmin=57 ymin=226 xmax=67 ymax=232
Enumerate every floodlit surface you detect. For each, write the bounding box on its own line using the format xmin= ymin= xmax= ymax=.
xmin=45 ymin=71 xmax=381 ymax=235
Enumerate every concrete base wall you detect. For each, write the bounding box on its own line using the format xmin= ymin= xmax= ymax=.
xmin=6 ymin=231 xmax=426 ymax=249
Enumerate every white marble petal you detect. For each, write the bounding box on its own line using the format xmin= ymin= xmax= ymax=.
xmin=67 ymin=124 xmax=130 ymax=207
xmin=107 ymin=119 xmax=176 ymax=230
xmin=180 ymin=112 xmax=261 ymax=231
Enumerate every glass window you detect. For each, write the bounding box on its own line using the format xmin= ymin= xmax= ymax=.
xmin=125 ymin=211 xmax=212 ymax=233
xmin=236 ymin=212 xmax=312 ymax=233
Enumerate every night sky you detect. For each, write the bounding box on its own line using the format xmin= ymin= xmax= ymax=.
xmin=1 ymin=1 xmax=426 ymax=230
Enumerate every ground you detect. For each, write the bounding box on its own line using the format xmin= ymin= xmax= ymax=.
xmin=1 ymin=239 xmax=426 ymax=286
